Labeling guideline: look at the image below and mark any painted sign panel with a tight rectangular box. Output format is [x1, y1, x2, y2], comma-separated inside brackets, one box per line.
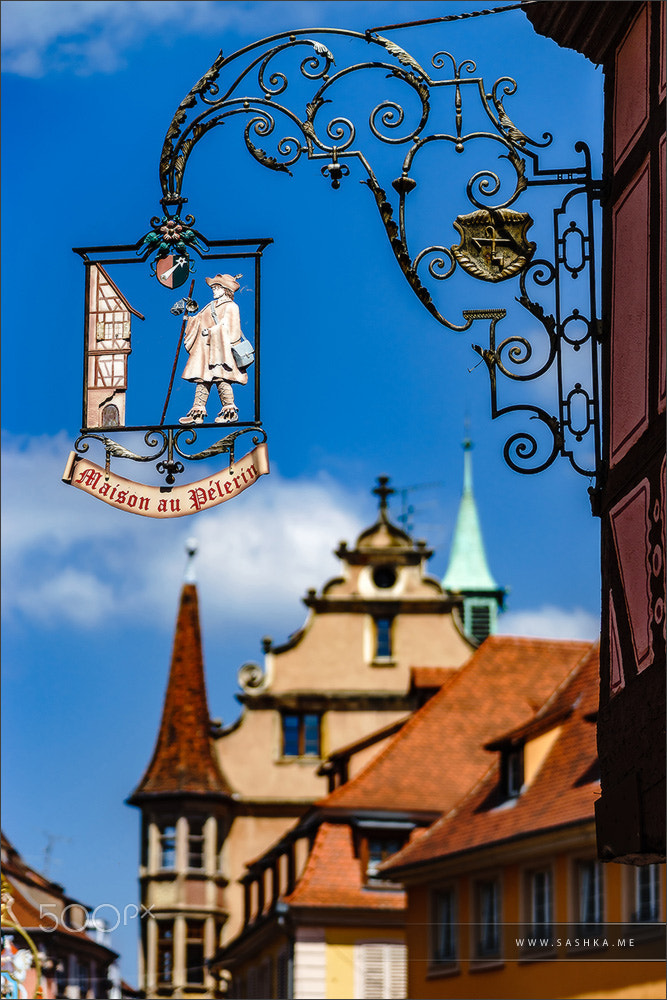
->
[63, 442, 269, 518]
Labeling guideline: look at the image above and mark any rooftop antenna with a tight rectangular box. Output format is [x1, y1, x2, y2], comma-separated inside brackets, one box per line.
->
[41, 831, 70, 878]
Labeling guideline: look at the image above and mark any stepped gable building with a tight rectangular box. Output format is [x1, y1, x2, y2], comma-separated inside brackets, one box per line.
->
[130, 475, 502, 997]
[441, 439, 506, 644]
[382, 643, 665, 1000]
[213, 635, 592, 999]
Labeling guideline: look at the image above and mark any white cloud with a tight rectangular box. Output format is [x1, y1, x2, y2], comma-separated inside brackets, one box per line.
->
[1, 431, 365, 633]
[1, 1, 401, 77]
[497, 605, 599, 641]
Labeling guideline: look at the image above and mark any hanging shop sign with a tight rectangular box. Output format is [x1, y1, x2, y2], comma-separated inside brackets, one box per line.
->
[63, 228, 272, 516]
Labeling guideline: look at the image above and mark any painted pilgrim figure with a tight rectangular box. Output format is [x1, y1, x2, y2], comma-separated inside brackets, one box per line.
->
[179, 273, 252, 424]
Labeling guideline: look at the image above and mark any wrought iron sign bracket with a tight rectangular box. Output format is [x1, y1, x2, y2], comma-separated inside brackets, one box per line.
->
[149, 26, 603, 491]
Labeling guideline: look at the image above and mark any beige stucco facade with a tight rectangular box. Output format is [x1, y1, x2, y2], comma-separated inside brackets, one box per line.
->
[213, 510, 473, 948]
[132, 498, 476, 997]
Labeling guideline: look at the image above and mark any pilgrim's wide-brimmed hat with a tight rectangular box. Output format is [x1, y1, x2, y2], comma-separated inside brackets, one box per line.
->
[206, 273, 241, 292]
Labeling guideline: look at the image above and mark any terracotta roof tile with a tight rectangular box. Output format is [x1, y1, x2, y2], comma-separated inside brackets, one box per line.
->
[384, 644, 600, 872]
[129, 584, 231, 801]
[410, 667, 457, 690]
[318, 637, 592, 816]
[283, 823, 404, 911]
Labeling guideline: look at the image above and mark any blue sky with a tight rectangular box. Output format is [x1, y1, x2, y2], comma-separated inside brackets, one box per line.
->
[1, 1, 604, 985]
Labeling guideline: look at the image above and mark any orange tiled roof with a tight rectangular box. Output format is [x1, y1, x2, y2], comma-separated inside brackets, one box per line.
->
[317, 637, 592, 816]
[129, 584, 231, 801]
[283, 823, 404, 911]
[410, 667, 457, 689]
[383, 643, 601, 872]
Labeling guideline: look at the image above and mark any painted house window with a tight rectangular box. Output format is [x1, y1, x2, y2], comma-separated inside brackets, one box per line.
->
[355, 942, 406, 1000]
[526, 869, 553, 937]
[156, 922, 174, 986]
[281, 712, 321, 757]
[432, 888, 457, 963]
[577, 860, 604, 925]
[475, 879, 501, 959]
[374, 616, 394, 659]
[188, 816, 205, 869]
[185, 919, 205, 986]
[158, 821, 176, 869]
[634, 865, 661, 921]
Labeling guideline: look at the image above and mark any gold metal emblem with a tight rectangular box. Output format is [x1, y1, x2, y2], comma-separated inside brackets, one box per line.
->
[451, 209, 536, 282]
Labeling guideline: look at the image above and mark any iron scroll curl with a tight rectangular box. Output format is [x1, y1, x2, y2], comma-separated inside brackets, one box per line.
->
[153, 26, 601, 484]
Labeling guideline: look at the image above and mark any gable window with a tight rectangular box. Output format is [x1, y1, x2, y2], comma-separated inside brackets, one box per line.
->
[432, 888, 457, 964]
[156, 922, 174, 986]
[374, 616, 394, 659]
[188, 817, 205, 869]
[576, 860, 604, 925]
[634, 865, 661, 922]
[526, 868, 553, 937]
[185, 919, 205, 986]
[474, 879, 501, 959]
[281, 712, 321, 757]
[158, 820, 176, 870]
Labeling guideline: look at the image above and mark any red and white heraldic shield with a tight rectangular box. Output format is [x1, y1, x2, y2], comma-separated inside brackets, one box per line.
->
[156, 253, 191, 289]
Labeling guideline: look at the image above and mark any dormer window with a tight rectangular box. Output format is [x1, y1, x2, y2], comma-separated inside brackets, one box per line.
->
[505, 747, 524, 798]
[355, 821, 413, 885]
[366, 836, 403, 882]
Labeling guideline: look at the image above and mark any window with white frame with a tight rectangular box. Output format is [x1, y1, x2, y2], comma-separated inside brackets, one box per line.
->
[432, 887, 457, 963]
[281, 711, 321, 757]
[474, 879, 501, 959]
[633, 865, 661, 922]
[355, 942, 406, 1000]
[373, 616, 394, 659]
[188, 816, 205, 869]
[185, 919, 205, 986]
[156, 922, 174, 986]
[526, 868, 553, 937]
[576, 859, 604, 925]
[158, 820, 176, 870]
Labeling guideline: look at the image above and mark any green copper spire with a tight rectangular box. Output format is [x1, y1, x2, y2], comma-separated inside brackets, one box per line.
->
[442, 439, 504, 644]
[443, 440, 498, 591]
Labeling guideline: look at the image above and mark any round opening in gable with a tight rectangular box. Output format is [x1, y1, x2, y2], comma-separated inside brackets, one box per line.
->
[373, 565, 397, 589]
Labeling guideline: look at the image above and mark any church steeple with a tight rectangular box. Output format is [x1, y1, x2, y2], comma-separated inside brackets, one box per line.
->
[442, 439, 506, 643]
[129, 561, 230, 802]
[127, 545, 233, 998]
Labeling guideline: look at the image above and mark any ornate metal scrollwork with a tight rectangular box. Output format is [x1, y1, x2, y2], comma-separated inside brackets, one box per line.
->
[74, 427, 268, 485]
[155, 27, 601, 483]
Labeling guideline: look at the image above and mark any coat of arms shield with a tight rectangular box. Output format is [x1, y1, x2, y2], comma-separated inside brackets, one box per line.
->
[451, 209, 536, 282]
